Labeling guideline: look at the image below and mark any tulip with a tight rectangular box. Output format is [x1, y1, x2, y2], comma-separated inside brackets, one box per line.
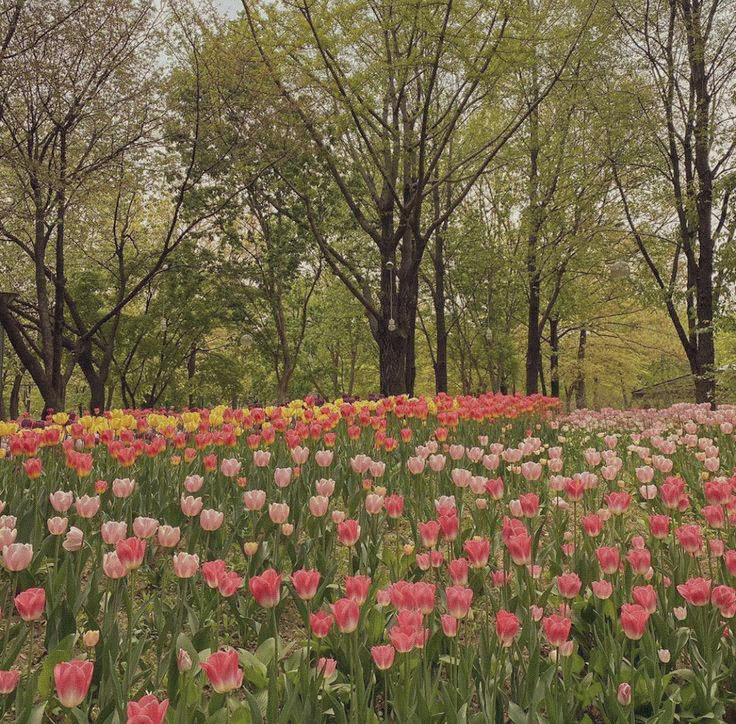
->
[331, 597, 360, 633]
[82, 630, 99, 648]
[617, 682, 632, 706]
[102, 552, 127, 579]
[183, 474, 204, 493]
[218, 570, 244, 598]
[543, 614, 572, 647]
[157, 525, 181, 548]
[309, 611, 334, 638]
[132, 517, 159, 539]
[200, 649, 244, 693]
[370, 644, 395, 670]
[556, 572, 582, 599]
[308, 495, 329, 517]
[268, 503, 290, 525]
[15, 587, 46, 621]
[290, 569, 321, 600]
[248, 568, 282, 608]
[463, 538, 490, 568]
[199, 509, 224, 532]
[112, 478, 135, 498]
[62, 526, 84, 552]
[620, 603, 649, 640]
[54, 660, 94, 708]
[75, 495, 100, 518]
[242, 489, 267, 511]
[632, 584, 657, 614]
[440, 614, 459, 637]
[47, 516, 68, 536]
[445, 586, 473, 619]
[448, 557, 469, 586]
[126, 694, 169, 724]
[2, 543, 32, 571]
[317, 657, 337, 677]
[0, 670, 20, 695]
[337, 519, 360, 546]
[201, 560, 226, 588]
[345, 574, 371, 605]
[115, 537, 146, 571]
[495, 610, 521, 647]
[677, 577, 711, 606]
[49, 490, 74, 512]
[172, 552, 199, 579]
[315, 478, 336, 497]
[180, 495, 203, 517]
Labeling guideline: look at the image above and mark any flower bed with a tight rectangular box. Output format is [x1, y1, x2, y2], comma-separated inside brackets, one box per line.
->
[1, 395, 736, 722]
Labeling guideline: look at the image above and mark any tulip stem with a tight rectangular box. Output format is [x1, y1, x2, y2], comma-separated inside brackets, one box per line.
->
[26, 621, 35, 680]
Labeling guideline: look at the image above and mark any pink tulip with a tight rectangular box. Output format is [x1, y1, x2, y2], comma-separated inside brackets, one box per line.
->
[2, 543, 33, 571]
[199, 509, 224, 532]
[133, 517, 159, 539]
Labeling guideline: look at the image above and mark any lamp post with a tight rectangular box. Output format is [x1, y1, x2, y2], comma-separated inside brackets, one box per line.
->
[0, 292, 19, 420]
[385, 261, 396, 332]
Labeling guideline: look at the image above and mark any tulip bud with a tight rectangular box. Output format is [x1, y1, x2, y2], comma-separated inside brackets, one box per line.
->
[82, 630, 100, 648]
[243, 541, 258, 556]
[617, 682, 632, 706]
[177, 648, 193, 673]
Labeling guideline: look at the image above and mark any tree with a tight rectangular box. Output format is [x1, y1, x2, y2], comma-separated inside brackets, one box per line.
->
[0, 0, 248, 413]
[608, 0, 736, 406]
[242, 0, 596, 396]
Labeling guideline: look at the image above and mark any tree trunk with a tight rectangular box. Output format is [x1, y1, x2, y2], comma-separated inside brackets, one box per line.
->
[187, 344, 196, 409]
[549, 316, 560, 398]
[10, 372, 22, 419]
[575, 328, 587, 409]
[526, 264, 541, 394]
[433, 226, 448, 394]
[379, 322, 407, 396]
[525, 99, 541, 396]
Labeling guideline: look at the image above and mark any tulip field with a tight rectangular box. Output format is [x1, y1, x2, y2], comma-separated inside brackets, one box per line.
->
[3, 394, 736, 722]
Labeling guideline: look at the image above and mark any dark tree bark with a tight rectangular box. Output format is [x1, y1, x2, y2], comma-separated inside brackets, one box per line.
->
[549, 315, 560, 398]
[575, 328, 587, 409]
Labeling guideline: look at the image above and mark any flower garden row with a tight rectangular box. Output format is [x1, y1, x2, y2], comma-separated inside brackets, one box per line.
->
[1, 394, 736, 722]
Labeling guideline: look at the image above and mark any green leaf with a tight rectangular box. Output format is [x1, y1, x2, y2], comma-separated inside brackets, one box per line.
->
[508, 702, 528, 724]
[37, 634, 75, 699]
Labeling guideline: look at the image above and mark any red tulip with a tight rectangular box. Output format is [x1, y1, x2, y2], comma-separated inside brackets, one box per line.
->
[463, 538, 490, 568]
[345, 575, 371, 605]
[200, 649, 243, 693]
[337, 519, 360, 547]
[370, 644, 395, 670]
[620, 603, 649, 640]
[126, 694, 169, 724]
[248, 569, 282, 608]
[0, 670, 20, 695]
[712, 585, 736, 617]
[445, 586, 473, 619]
[418, 521, 440, 548]
[581, 514, 603, 537]
[448, 558, 469, 585]
[331, 597, 360, 633]
[543, 614, 572, 647]
[201, 559, 226, 588]
[631, 585, 657, 614]
[506, 533, 532, 566]
[54, 660, 94, 708]
[115, 537, 146, 571]
[648, 514, 670, 540]
[440, 614, 459, 637]
[556, 573, 582, 599]
[290, 569, 321, 601]
[14, 587, 45, 621]
[495, 610, 521, 647]
[677, 577, 711, 606]
[309, 610, 334, 638]
[217, 570, 244, 598]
